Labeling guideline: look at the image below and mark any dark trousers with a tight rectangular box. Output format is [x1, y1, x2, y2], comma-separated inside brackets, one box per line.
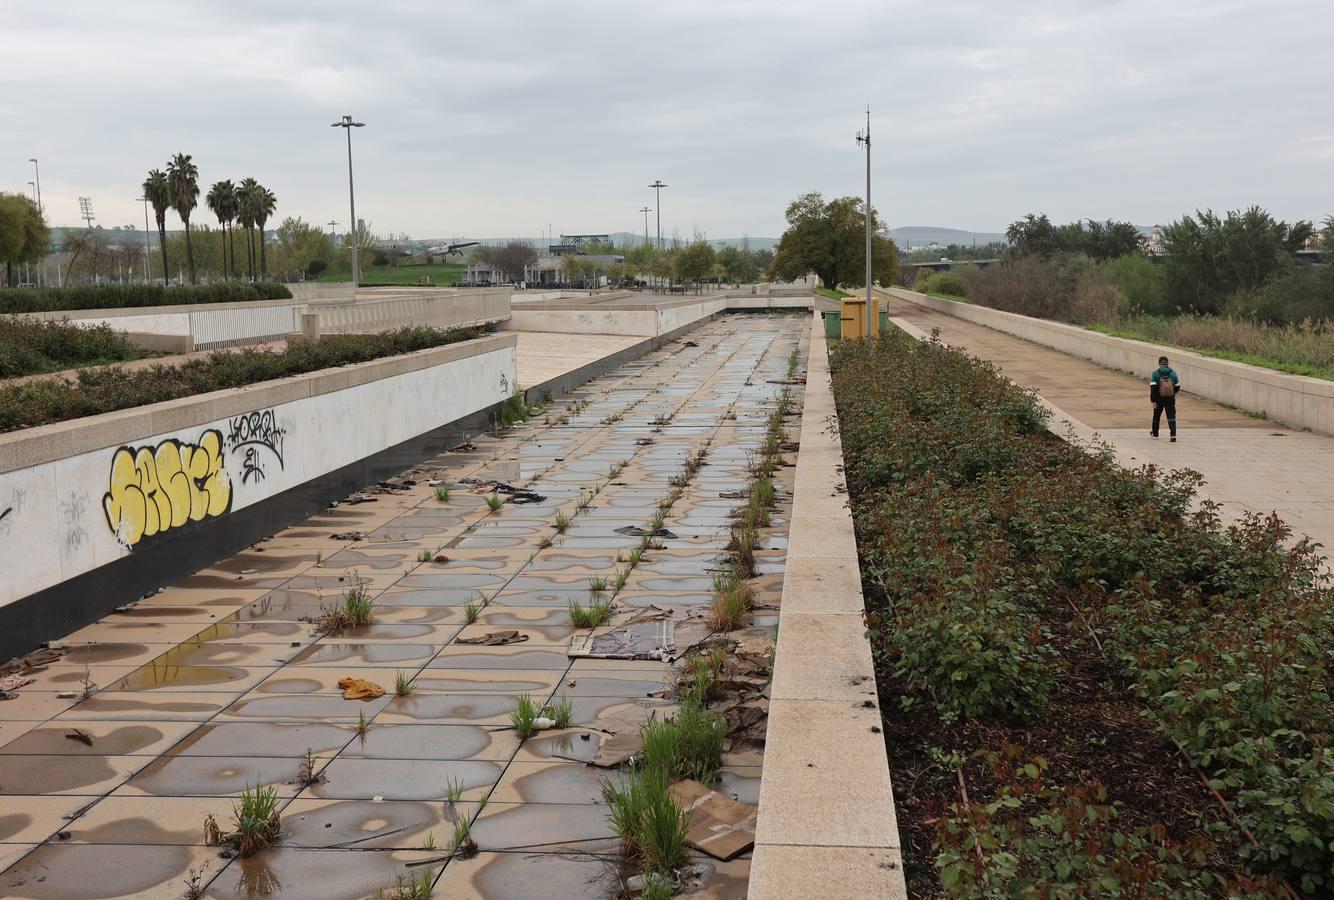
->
[1153, 397, 1177, 436]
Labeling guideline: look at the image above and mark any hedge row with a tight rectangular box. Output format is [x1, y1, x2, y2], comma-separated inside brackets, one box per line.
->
[832, 330, 1332, 894]
[1, 325, 486, 433]
[0, 318, 139, 378]
[0, 282, 293, 313]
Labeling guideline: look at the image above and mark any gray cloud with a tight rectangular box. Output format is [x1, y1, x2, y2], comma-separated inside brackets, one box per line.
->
[4, 0, 1328, 238]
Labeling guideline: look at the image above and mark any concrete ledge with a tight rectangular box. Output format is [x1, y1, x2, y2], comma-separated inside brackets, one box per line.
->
[883, 287, 1334, 436]
[749, 310, 906, 899]
[0, 332, 517, 474]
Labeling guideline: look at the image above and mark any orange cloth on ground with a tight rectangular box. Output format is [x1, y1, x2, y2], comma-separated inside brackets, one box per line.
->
[338, 677, 385, 700]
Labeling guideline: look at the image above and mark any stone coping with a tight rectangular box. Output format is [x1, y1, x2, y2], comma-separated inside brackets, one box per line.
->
[0, 332, 516, 474]
[748, 311, 906, 898]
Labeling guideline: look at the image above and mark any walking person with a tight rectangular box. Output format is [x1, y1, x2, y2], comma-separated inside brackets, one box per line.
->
[1150, 355, 1181, 442]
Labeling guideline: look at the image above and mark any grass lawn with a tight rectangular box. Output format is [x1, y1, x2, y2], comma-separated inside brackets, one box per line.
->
[314, 262, 467, 287]
[815, 286, 849, 300]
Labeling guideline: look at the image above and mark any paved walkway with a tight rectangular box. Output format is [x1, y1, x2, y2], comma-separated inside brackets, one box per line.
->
[0, 315, 806, 899]
[887, 296, 1334, 556]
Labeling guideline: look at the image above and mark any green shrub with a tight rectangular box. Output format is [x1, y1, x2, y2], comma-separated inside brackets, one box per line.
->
[0, 318, 139, 378]
[0, 325, 484, 433]
[922, 271, 969, 298]
[833, 328, 1334, 892]
[0, 282, 292, 313]
[1100, 253, 1168, 315]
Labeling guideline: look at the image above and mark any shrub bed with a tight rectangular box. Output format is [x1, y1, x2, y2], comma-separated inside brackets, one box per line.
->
[0, 325, 487, 433]
[0, 282, 292, 313]
[832, 329, 1332, 896]
[0, 318, 139, 378]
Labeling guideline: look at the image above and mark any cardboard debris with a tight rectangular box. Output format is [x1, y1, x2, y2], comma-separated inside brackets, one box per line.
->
[0, 674, 34, 692]
[576, 705, 676, 768]
[456, 630, 529, 646]
[569, 620, 674, 660]
[614, 525, 678, 539]
[330, 531, 367, 541]
[668, 779, 758, 860]
[65, 729, 94, 747]
[1, 647, 66, 676]
[337, 677, 385, 700]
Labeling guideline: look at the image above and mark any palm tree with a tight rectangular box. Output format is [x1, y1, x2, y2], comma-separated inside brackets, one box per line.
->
[142, 169, 171, 286]
[206, 180, 238, 279]
[255, 186, 277, 278]
[166, 153, 200, 284]
[237, 178, 261, 282]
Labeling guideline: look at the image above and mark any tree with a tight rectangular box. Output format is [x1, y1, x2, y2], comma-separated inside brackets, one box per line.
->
[255, 185, 277, 278]
[1159, 207, 1313, 314]
[674, 240, 717, 293]
[770, 192, 899, 289]
[491, 241, 537, 283]
[1006, 214, 1144, 261]
[236, 178, 262, 281]
[0, 193, 41, 286]
[268, 217, 336, 281]
[143, 169, 171, 285]
[206, 180, 238, 279]
[166, 153, 200, 284]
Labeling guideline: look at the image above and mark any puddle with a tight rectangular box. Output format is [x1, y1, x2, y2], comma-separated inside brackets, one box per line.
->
[169, 722, 352, 757]
[1, 844, 208, 899]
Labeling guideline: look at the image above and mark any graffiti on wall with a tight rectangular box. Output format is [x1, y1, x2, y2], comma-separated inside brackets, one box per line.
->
[103, 430, 233, 549]
[226, 409, 286, 484]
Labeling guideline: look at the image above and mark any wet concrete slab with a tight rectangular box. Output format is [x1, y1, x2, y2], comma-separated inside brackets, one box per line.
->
[0, 314, 809, 896]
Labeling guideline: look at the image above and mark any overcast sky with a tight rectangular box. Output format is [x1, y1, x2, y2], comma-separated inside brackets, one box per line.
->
[4, 0, 1329, 240]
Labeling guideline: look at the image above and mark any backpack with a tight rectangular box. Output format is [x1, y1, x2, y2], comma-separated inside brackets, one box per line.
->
[1158, 374, 1175, 398]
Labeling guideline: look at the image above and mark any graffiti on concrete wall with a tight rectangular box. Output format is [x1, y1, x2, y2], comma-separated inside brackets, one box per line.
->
[60, 492, 89, 555]
[226, 409, 286, 484]
[102, 430, 233, 549]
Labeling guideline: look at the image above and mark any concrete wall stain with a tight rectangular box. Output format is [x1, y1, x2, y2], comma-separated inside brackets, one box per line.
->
[103, 430, 233, 549]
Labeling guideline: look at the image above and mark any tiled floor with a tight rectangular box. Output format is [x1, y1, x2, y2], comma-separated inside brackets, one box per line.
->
[0, 314, 807, 899]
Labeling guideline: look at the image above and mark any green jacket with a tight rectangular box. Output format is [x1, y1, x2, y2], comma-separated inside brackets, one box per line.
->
[1149, 366, 1180, 400]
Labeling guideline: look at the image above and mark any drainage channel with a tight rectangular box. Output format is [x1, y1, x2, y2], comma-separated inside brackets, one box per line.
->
[0, 313, 808, 900]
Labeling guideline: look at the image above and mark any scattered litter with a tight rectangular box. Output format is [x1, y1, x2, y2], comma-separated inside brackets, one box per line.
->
[569, 619, 674, 661]
[718, 490, 750, 499]
[427, 479, 445, 487]
[574, 705, 672, 767]
[614, 525, 678, 539]
[330, 531, 367, 541]
[337, 677, 385, 700]
[449, 441, 476, 452]
[683, 341, 699, 347]
[432, 554, 449, 564]
[239, 569, 258, 575]
[342, 494, 377, 505]
[532, 716, 556, 730]
[669, 779, 758, 860]
[54, 831, 72, 841]
[458, 478, 547, 504]
[456, 630, 529, 646]
[64, 729, 94, 747]
[0, 692, 16, 701]
[56, 691, 78, 699]
[0, 674, 34, 692]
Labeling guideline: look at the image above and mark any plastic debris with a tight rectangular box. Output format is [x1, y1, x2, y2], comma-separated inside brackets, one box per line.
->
[532, 716, 556, 730]
[337, 677, 385, 700]
[614, 525, 678, 538]
[456, 630, 529, 646]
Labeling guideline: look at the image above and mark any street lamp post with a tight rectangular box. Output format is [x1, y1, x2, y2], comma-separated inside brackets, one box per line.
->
[648, 180, 667, 250]
[640, 206, 652, 248]
[330, 115, 366, 295]
[138, 196, 152, 282]
[856, 108, 873, 338]
[29, 159, 43, 285]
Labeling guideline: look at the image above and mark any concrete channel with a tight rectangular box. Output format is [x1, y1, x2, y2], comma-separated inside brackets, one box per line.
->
[0, 313, 808, 899]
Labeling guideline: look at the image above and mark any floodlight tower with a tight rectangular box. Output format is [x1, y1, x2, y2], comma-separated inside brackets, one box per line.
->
[79, 197, 95, 228]
[856, 108, 873, 338]
[640, 206, 652, 247]
[330, 115, 366, 293]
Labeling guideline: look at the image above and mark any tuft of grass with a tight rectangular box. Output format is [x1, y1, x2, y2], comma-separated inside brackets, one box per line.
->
[510, 694, 540, 738]
[587, 575, 609, 595]
[416, 549, 431, 563]
[444, 777, 465, 806]
[612, 566, 631, 593]
[394, 670, 414, 697]
[554, 511, 570, 533]
[229, 784, 282, 857]
[463, 599, 482, 624]
[568, 597, 612, 629]
[379, 868, 433, 900]
[602, 766, 691, 874]
[550, 695, 574, 729]
[641, 700, 726, 785]
[316, 583, 374, 634]
[708, 572, 753, 632]
[485, 493, 503, 511]
[434, 485, 450, 502]
[357, 708, 370, 736]
[641, 873, 673, 900]
[295, 747, 326, 787]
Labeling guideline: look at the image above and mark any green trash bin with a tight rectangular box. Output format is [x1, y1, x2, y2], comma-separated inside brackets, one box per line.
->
[879, 309, 890, 333]
[822, 310, 841, 339]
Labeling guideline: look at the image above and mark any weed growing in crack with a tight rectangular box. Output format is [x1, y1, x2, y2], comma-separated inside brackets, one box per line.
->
[641, 873, 673, 900]
[183, 863, 210, 900]
[554, 512, 570, 533]
[394, 671, 414, 697]
[510, 694, 540, 738]
[550, 695, 574, 729]
[416, 549, 432, 563]
[215, 784, 281, 857]
[463, 600, 481, 625]
[613, 567, 631, 593]
[379, 868, 433, 900]
[485, 493, 503, 511]
[450, 812, 478, 859]
[295, 747, 326, 787]
[568, 597, 612, 629]
[588, 575, 610, 595]
[434, 485, 450, 502]
[708, 571, 753, 632]
[602, 766, 691, 875]
[357, 708, 370, 736]
[444, 777, 465, 806]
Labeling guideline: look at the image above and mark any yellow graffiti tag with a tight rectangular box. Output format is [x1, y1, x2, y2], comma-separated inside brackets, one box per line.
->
[103, 430, 232, 548]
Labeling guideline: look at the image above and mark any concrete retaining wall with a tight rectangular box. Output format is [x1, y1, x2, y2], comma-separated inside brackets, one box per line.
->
[883, 287, 1334, 436]
[504, 294, 813, 337]
[16, 288, 510, 350]
[0, 333, 517, 611]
